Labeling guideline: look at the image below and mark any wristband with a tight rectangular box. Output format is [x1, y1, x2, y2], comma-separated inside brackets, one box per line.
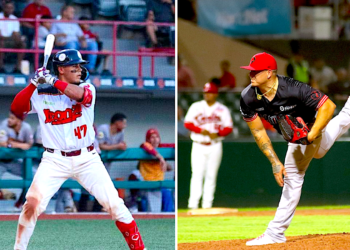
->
[53, 80, 69, 92]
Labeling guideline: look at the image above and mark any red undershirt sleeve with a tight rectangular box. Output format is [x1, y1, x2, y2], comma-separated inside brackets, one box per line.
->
[218, 127, 233, 137]
[184, 122, 202, 133]
[10, 84, 36, 119]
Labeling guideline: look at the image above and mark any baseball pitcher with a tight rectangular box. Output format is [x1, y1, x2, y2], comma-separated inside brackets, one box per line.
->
[240, 52, 350, 246]
[10, 49, 145, 250]
[184, 82, 233, 209]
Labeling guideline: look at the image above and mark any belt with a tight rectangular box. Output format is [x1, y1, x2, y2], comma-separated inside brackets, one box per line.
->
[200, 142, 212, 146]
[44, 144, 94, 157]
[194, 141, 212, 146]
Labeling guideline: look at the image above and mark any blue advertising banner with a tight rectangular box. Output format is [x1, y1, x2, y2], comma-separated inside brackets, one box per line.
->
[197, 0, 292, 36]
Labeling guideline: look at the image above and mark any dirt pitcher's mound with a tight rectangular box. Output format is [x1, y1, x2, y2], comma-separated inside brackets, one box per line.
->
[178, 233, 350, 250]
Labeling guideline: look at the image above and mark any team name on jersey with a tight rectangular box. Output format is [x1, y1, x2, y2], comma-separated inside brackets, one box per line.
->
[44, 104, 82, 125]
[195, 113, 221, 125]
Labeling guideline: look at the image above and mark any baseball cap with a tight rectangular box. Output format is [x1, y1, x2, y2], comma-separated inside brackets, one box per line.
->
[240, 52, 277, 71]
[203, 82, 218, 94]
[146, 128, 160, 143]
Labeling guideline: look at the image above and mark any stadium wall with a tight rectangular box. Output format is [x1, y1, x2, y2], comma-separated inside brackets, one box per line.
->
[178, 19, 288, 88]
[178, 141, 350, 208]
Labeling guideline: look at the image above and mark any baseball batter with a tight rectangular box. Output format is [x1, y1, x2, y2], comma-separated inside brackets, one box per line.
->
[10, 49, 145, 250]
[240, 52, 350, 246]
[184, 82, 233, 209]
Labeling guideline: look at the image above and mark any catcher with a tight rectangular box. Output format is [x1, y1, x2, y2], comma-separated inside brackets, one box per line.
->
[240, 52, 350, 246]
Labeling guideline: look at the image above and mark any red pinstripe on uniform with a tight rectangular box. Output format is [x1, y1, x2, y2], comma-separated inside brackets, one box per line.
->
[243, 113, 258, 122]
[316, 95, 329, 110]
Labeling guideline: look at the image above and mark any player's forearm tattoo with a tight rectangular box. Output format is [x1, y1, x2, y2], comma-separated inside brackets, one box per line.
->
[252, 129, 280, 168]
[272, 164, 282, 174]
[251, 129, 263, 142]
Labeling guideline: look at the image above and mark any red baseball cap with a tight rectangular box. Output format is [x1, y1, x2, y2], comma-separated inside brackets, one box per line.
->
[146, 128, 160, 143]
[240, 52, 277, 71]
[203, 82, 218, 94]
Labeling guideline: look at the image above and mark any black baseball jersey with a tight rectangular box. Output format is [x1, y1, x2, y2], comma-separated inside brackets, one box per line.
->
[240, 75, 328, 134]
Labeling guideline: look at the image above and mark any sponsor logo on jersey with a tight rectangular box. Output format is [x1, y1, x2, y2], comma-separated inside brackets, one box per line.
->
[280, 105, 296, 111]
[43, 100, 55, 106]
[44, 104, 82, 125]
[194, 113, 221, 125]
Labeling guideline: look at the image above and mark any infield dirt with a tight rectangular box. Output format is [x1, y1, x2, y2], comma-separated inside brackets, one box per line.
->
[178, 209, 350, 250]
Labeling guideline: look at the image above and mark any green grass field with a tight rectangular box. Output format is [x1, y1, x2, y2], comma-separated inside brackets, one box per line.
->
[0, 219, 175, 250]
[178, 206, 350, 243]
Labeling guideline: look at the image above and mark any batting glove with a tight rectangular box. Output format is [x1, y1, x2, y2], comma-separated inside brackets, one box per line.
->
[30, 67, 48, 87]
[43, 72, 58, 86]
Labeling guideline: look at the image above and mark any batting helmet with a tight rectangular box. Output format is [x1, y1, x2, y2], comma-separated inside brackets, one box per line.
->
[203, 82, 218, 94]
[52, 49, 89, 77]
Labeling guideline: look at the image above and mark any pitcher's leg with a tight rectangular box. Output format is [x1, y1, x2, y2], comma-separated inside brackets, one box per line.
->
[202, 143, 222, 208]
[14, 156, 68, 250]
[315, 97, 350, 159]
[265, 138, 321, 242]
[188, 143, 207, 209]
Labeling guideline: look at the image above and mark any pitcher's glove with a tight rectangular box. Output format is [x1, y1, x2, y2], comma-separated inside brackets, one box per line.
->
[277, 115, 312, 145]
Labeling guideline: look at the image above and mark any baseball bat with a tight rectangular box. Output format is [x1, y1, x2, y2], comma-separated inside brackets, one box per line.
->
[38, 34, 55, 84]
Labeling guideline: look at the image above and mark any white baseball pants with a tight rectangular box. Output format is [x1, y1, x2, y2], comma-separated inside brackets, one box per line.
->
[14, 148, 133, 250]
[266, 97, 350, 242]
[188, 141, 222, 209]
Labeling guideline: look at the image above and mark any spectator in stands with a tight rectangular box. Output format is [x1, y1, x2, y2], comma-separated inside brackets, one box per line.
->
[21, 0, 52, 48]
[97, 113, 128, 157]
[138, 128, 174, 212]
[219, 60, 236, 89]
[0, 111, 33, 210]
[37, 15, 66, 49]
[146, 0, 175, 48]
[55, 189, 77, 213]
[79, 16, 109, 75]
[51, 5, 87, 50]
[178, 54, 196, 89]
[37, 15, 51, 49]
[286, 40, 311, 85]
[126, 168, 147, 213]
[328, 67, 350, 101]
[0, 1, 26, 73]
[310, 58, 337, 93]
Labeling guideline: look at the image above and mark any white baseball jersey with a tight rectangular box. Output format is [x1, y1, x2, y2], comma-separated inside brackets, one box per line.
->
[29, 82, 96, 151]
[184, 100, 233, 143]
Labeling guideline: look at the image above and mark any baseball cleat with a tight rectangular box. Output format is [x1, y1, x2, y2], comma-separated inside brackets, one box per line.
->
[246, 233, 285, 246]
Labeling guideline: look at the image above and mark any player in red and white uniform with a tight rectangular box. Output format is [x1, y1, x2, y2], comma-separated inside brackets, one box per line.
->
[184, 82, 233, 209]
[11, 49, 145, 250]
